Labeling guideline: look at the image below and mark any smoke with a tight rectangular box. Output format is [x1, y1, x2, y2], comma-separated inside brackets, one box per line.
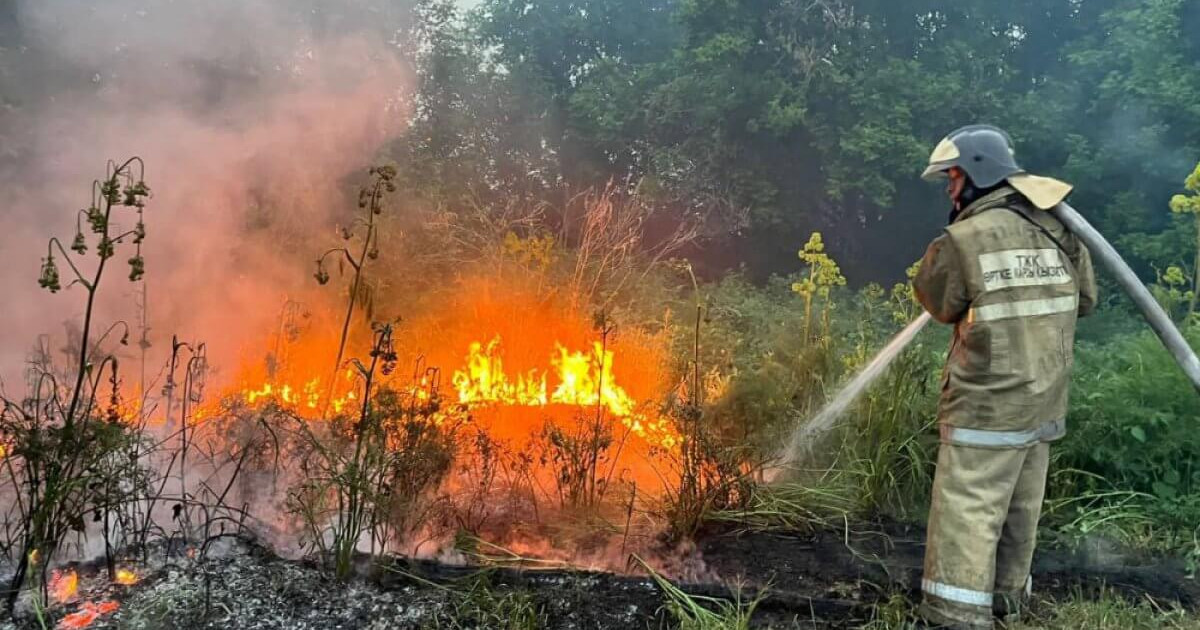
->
[1099, 104, 1196, 185]
[0, 0, 415, 392]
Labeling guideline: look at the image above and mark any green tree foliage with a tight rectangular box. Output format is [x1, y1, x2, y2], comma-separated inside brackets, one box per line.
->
[1064, 1, 1200, 275]
[390, 0, 1200, 283]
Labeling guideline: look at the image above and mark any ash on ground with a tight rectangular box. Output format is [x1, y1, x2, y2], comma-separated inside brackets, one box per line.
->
[1, 539, 662, 630]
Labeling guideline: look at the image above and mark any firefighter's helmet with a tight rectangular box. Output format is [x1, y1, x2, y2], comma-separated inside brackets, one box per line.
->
[921, 124, 1022, 188]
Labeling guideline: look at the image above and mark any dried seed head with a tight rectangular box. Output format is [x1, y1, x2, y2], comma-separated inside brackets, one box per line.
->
[87, 206, 106, 233]
[101, 178, 121, 204]
[38, 255, 62, 293]
[128, 254, 145, 281]
[314, 262, 330, 285]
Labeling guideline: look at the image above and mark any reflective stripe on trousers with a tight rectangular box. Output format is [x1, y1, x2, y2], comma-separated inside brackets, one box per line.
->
[922, 579, 993, 607]
[941, 418, 1064, 448]
[921, 575, 1033, 608]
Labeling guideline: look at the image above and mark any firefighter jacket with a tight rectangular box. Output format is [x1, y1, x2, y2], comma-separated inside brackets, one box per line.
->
[914, 186, 1098, 447]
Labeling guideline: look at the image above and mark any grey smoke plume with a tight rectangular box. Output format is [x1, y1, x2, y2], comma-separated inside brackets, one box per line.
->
[0, 0, 415, 392]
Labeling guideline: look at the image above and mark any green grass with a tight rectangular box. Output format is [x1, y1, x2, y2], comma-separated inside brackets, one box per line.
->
[1012, 592, 1200, 630]
[711, 468, 854, 532]
[427, 575, 547, 630]
[857, 588, 1200, 630]
[857, 592, 923, 629]
[636, 555, 764, 630]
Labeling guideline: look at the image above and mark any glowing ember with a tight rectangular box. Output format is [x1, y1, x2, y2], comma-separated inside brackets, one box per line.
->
[57, 601, 119, 629]
[114, 569, 138, 585]
[50, 569, 78, 603]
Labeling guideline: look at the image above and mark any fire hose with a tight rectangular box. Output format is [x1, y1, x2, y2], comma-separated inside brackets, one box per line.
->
[1050, 202, 1200, 394]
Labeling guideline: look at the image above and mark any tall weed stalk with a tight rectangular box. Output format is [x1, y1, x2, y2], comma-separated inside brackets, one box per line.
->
[0, 159, 151, 611]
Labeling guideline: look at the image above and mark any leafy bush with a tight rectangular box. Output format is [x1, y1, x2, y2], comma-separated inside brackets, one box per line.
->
[695, 253, 942, 525]
[1055, 322, 1200, 531]
[688, 274, 839, 458]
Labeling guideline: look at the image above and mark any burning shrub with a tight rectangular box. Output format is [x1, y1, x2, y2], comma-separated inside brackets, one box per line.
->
[657, 306, 759, 543]
[538, 410, 616, 509]
[660, 398, 757, 543]
[448, 429, 507, 535]
[375, 388, 460, 542]
[287, 324, 460, 578]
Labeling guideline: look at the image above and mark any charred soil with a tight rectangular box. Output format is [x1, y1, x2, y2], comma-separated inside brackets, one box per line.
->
[6, 523, 1196, 630]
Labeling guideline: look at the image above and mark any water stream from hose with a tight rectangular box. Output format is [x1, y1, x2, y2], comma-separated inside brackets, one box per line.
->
[773, 312, 933, 474]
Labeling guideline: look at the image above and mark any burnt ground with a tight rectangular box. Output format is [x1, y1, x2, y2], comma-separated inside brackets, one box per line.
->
[4, 524, 1197, 629]
[697, 522, 1200, 626]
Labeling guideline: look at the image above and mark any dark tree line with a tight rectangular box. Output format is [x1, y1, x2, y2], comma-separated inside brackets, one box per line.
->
[390, 0, 1200, 283]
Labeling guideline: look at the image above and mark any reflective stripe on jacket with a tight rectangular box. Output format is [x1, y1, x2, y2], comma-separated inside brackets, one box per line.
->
[914, 187, 1098, 438]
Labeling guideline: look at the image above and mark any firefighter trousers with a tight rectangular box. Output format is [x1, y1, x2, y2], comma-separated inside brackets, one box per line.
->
[920, 440, 1049, 629]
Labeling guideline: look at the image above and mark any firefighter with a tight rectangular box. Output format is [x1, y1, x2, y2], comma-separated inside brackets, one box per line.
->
[912, 125, 1098, 629]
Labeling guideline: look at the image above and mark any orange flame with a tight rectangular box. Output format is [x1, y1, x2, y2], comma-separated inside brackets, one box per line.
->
[192, 280, 680, 457]
[238, 371, 359, 415]
[114, 569, 138, 585]
[50, 569, 78, 603]
[57, 601, 119, 629]
[452, 338, 548, 407]
[452, 337, 635, 413]
[192, 368, 361, 423]
[451, 336, 677, 448]
[550, 342, 635, 416]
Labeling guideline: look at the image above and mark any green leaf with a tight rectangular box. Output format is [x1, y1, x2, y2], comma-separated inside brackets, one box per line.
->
[1152, 481, 1177, 500]
[1165, 468, 1182, 485]
[1130, 426, 1147, 443]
